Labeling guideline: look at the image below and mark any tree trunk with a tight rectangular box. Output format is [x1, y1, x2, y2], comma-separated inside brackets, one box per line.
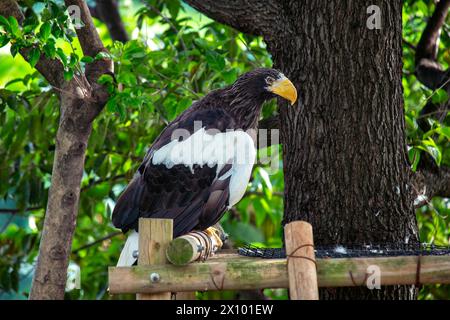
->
[185, 0, 420, 300]
[27, 0, 112, 299]
[267, 0, 418, 299]
[29, 85, 93, 299]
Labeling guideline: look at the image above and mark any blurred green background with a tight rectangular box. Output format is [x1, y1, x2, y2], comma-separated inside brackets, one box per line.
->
[0, 0, 449, 300]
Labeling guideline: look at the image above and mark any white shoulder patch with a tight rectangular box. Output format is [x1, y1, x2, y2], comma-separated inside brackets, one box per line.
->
[151, 128, 256, 206]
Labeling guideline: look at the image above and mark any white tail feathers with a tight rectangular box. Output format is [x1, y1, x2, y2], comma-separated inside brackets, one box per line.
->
[117, 230, 139, 267]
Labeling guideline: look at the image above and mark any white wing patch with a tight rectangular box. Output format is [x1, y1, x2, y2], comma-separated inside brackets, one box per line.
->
[152, 128, 256, 207]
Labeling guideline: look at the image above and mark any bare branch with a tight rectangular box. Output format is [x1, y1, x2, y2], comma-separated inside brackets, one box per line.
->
[415, 0, 450, 90]
[92, 0, 129, 43]
[183, 0, 278, 36]
[72, 231, 122, 253]
[64, 0, 113, 112]
[0, 207, 42, 214]
[403, 38, 416, 51]
[0, 0, 65, 87]
[80, 174, 126, 192]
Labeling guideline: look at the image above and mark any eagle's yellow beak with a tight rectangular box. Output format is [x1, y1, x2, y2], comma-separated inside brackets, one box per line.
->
[268, 76, 297, 105]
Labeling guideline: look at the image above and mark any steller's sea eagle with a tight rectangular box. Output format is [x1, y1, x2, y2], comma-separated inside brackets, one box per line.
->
[112, 68, 297, 266]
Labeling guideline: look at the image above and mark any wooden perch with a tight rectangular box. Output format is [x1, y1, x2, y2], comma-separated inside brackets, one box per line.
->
[166, 226, 225, 266]
[109, 253, 450, 294]
[285, 221, 318, 300]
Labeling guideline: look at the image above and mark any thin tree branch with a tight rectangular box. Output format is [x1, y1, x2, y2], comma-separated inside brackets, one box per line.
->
[145, 3, 187, 52]
[0, 207, 42, 214]
[0, 0, 65, 88]
[0, 174, 127, 215]
[415, 0, 450, 90]
[80, 174, 126, 192]
[72, 231, 122, 253]
[183, 0, 278, 36]
[64, 0, 113, 114]
[403, 38, 416, 51]
[92, 0, 129, 43]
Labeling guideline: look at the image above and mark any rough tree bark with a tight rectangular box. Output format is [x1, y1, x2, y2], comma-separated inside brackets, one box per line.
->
[0, 0, 112, 299]
[274, 0, 417, 300]
[183, 0, 448, 299]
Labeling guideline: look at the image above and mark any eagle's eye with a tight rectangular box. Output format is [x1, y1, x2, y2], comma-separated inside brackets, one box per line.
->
[265, 76, 276, 86]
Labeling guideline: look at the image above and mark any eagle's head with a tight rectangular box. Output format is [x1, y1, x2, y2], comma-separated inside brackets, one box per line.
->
[232, 68, 298, 106]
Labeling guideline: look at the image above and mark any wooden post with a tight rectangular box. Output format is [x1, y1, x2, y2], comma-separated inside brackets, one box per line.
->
[285, 221, 319, 300]
[137, 218, 173, 300]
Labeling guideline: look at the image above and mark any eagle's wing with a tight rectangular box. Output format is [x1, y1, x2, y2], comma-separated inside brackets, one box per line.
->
[112, 108, 256, 240]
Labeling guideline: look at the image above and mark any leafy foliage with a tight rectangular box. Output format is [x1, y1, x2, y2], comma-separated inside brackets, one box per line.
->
[0, 0, 448, 300]
[403, 0, 450, 300]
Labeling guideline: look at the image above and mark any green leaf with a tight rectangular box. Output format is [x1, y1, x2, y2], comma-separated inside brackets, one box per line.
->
[117, 72, 137, 86]
[205, 51, 226, 72]
[56, 48, 67, 65]
[0, 15, 11, 32]
[43, 43, 56, 59]
[106, 97, 126, 120]
[431, 89, 449, 104]
[193, 38, 209, 49]
[69, 54, 78, 67]
[166, 0, 181, 19]
[253, 199, 268, 227]
[28, 47, 40, 68]
[81, 56, 94, 63]
[97, 74, 114, 85]
[105, 97, 117, 113]
[417, 138, 442, 165]
[408, 148, 421, 172]
[95, 51, 112, 60]
[437, 126, 450, 140]
[0, 34, 9, 48]
[177, 97, 192, 114]
[222, 68, 238, 84]
[41, 8, 52, 21]
[85, 182, 110, 198]
[39, 22, 52, 41]
[51, 22, 63, 38]
[10, 43, 19, 57]
[8, 16, 20, 37]
[64, 68, 74, 81]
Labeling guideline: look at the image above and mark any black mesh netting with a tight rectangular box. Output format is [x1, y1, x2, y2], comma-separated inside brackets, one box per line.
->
[238, 243, 450, 259]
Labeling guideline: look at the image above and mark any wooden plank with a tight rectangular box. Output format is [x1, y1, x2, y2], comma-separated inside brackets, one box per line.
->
[285, 221, 318, 300]
[136, 218, 173, 300]
[109, 254, 450, 294]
